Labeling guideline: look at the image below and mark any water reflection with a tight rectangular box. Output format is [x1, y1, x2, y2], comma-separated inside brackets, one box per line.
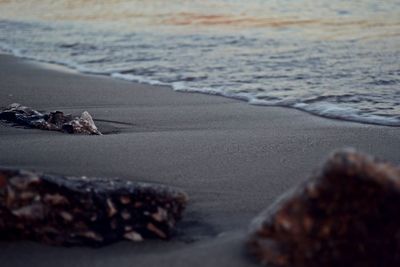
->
[0, 0, 399, 39]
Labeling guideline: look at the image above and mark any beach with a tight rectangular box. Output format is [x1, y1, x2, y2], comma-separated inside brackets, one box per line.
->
[0, 54, 399, 267]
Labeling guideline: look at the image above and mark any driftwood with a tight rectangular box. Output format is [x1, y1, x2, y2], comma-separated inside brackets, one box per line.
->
[247, 149, 400, 267]
[0, 103, 101, 135]
[0, 168, 188, 246]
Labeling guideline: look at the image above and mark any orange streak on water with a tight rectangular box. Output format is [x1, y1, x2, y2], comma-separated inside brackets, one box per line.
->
[164, 13, 320, 28]
[162, 12, 400, 34]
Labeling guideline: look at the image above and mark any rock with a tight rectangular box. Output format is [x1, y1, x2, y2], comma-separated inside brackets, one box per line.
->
[61, 111, 101, 135]
[246, 149, 400, 267]
[0, 103, 101, 135]
[0, 168, 188, 246]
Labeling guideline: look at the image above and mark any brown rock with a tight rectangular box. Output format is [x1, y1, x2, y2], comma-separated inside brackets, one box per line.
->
[0, 103, 101, 135]
[0, 168, 188, 246]
[247, 149, 400, 267]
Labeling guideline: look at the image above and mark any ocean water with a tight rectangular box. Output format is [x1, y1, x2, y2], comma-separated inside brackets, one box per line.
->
[0, 0, 399, 126]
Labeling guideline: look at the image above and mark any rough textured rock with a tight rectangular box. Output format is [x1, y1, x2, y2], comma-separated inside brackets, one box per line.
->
[247, 149, 400, 267]
[0, 168, 188, 246]
[0, 103, 101, 135]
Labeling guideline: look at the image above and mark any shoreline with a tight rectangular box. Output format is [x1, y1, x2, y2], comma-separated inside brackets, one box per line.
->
[0, 54, 399, 267]
[1, 51, 399, 128]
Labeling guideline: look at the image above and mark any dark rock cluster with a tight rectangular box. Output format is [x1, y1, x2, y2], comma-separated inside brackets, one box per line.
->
[0, 103, 101, 135]
[247, 150, 400, 267]
[0, 168, 188, 246]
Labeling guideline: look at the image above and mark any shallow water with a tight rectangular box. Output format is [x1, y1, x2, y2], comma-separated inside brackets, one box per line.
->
[0, 0, 399, 126]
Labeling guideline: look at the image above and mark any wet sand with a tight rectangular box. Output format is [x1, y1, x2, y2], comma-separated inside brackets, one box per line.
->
[0, 54, 399, 267]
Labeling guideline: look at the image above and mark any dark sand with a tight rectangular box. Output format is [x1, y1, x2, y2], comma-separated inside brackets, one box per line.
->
[0, 54, 399, 266]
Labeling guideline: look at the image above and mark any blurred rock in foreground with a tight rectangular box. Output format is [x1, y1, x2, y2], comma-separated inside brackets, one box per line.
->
[0, 103, 101, 135]
[247, 149, 400, 267]
[0, 168, 188, 246]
